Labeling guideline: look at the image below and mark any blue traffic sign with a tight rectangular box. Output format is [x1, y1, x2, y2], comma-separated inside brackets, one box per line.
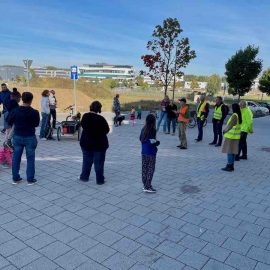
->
[70, 65, 78, 80]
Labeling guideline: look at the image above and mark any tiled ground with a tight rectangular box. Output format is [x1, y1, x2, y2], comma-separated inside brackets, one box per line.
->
[0, 114, 270, 270]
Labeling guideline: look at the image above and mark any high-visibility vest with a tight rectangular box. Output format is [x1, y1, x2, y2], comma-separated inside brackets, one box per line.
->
[241, 107, 253, 133]
[178, 105, 189, 123]
[224, 113, 241, 140]
[213, 104, 223, 120]
[197, 101, 207, 118]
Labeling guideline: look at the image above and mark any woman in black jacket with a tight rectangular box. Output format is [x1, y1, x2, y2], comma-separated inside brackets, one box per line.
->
[79, 101, 110, 185]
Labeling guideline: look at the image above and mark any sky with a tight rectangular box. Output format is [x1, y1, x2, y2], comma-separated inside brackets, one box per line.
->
[0, 0, 269, 75]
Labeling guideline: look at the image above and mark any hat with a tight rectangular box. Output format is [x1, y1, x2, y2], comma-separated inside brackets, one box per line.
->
[179, 98, 186, 103]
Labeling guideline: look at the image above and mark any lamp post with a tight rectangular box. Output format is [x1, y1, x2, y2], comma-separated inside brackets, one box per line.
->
[23, 59, 33, 89]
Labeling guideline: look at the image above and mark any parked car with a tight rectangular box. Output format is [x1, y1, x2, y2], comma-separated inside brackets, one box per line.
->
[257, 101, 270, 112]
[247, 101, 269, 116]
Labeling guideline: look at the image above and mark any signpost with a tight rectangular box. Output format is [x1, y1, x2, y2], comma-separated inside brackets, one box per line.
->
[70, 66, 78, 114]
[23, 59, 33, 89]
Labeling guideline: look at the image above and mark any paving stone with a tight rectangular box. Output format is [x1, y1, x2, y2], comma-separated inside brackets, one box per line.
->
[200, 230, 227, 246]
[103, 252, 136, 270]
[129, 263, 150, 270]
[202, 259, 235, 270]
[179, 235, 207, 252]
[26, 233, 56, 250]
[0, 230, 14, 244]
[222, 237, 251, 256]
[226, 252, 257, 270]
[84, 243, 116, 263]
[7, 247, 41, 268]
[220, 225, 246, 240]
[125, 214, 150, 227]
[39, 241, 71, 260]
[141, 220, 168, 234]
[247, 246, 270, 265]
[103, 218, 128, 232]
[238, 221, 263, 235]
[201, 243, 231, 262]
[151, 255, 185, 270]
[162, 216, 186, 229]
[137, 232, 165, 249]
[242, 232, 269, 249]
[1, 219, 29, 233]
[178, 248, 209, 269]
[75, 259, 108, 270]
[255, 262, 270, 270]
[79, 223, 106, 237]
[0, 255, 10, 269]
[94, 229, 123, 246]
[21, 256, 58, 270]
[155, 240, 185, 258]
[181, 223, 206, 237]
[69, 235, 98, 253]
[55, 249, 88, 270]
[130, 246, 162, 267]
[159, 227, 186, 243]
[111, 237, 141, 256]
[0, 238, 26, 257]
[200, 219, 224, 232]
[40, 221, 67, 235]
[119, 224, 146, 240]
[53, 227, 82, 244]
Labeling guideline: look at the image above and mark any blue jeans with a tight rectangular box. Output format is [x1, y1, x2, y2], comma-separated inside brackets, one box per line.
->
[80, 148, 106, 184]
[227, 154, 235, 165]
[197, 118, 204, 141]
[40, 113, 48, 138]
[157, 111, 167, 132]
[167, 118, 176, 133]
[12, 135, 37, 182]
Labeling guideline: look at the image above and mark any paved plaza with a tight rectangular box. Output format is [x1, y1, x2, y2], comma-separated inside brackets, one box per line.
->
[0, 115, 270, 270]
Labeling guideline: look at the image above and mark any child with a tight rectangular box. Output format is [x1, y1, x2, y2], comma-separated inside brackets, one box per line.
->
[130, 106, 136, 126]
[0, 145, 12, 169]
[137, 105, 142, 119]
[5, 88, 21, 148]
[140, 114, 160, 193]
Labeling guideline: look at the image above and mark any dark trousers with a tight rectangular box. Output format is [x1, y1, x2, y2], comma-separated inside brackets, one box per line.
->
[114, 111, 120, 126]
[238, 132, 248, 157]
[49, 109, 56, 128]
[80, 148, 106, 184]
[142, 154, 156, 189]
[212, 120, 223, 145]
[12, 135, 37, 182]
[197, 118, 204, 141]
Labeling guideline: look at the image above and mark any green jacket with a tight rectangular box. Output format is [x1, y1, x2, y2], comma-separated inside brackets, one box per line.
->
[241, 107, 253, 133]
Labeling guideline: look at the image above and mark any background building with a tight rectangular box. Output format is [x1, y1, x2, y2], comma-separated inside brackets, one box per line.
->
[30, 67, 69, 78]
[0, 65, 24, 81]
[78, 63, 135, 80]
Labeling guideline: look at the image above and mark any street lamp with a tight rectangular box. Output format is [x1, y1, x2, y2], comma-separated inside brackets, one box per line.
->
[23, 59, 33, 89]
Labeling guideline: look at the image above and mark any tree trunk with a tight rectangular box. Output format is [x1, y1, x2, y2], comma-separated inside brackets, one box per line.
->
[261, 93, 264, 101]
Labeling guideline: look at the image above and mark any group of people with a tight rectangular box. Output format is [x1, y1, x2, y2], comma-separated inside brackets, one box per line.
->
[0, 84, 254, 192]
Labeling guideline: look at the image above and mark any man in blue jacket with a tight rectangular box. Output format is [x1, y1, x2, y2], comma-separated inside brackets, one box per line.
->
[0, 83, 12, 133]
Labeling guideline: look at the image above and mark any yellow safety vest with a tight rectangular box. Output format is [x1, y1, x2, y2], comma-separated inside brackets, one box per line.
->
[213, 104, 223, 120]
[197, 101, 207, 118]
[224, 113, 241, 140]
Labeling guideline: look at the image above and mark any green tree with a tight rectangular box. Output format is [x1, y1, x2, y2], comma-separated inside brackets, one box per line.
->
[141, 17, 196, 96]
[259, 69, 270, 96]
[45, 66, 58, 70]
[225, 45, 262, 100]
[191, 80, 199, 90]
[102, 78, 117, 89]
[206, 74, 221, 95]
[29, 68, 37, 79]
[175, 81, 184, 89]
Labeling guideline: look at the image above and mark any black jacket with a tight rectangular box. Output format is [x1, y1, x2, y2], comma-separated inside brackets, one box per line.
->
[80, 112, 110, 151]
[166, 104, 177, 119]
[212, 103, 227, 123]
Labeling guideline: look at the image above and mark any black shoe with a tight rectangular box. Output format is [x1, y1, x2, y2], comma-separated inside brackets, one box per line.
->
[209, 142, 216, 145]
[143, 187, 156, 193]
[239, 156, 247, 160]
[195, 139, 202, 142]
[222, 164, 234, 172]
[97, 181, 105, 185]
[180, 146, 187, 149]
[215, 144, 222, 147]
[235, 156, 240, 161]
[177, 145, 181, 148]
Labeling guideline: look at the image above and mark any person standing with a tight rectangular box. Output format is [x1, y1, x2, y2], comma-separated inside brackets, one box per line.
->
[0, 83, 11, 134]
[8, 92, 40, 184]
[221, 103, 242, 172]
[113, 94, 121, 126]
[166, 101, 177, 135]
[157, 95, 170, 133]
[235, 101, 253, 161]
[49, 90, 57, 129]
[195, 94, 209, 142]
[209, 96, 227, 147]
[79, 101, 109, 185]
[39, 90, 50, 140]
[140, 114, 160, 193]
[177, 98, 190, 149]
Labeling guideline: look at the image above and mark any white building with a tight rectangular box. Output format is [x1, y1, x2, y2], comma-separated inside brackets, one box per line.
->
[143, 75, 155, 85]
[184, 81, 208, 89]
[30, 67, 69, 78]
[78, 64, 135, 80]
